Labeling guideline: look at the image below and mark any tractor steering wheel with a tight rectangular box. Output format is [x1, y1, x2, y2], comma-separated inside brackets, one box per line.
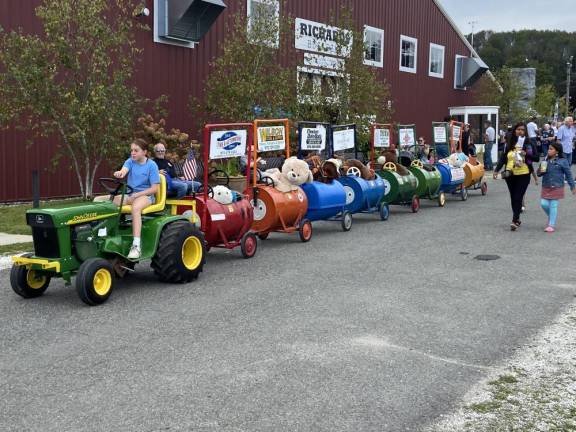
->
[346, 166, 362, 177]
[411, 160, 424, 169]
[196, 184, 214, 198]
[98, 177, 134, 196]
[383, 162, 397, 172]
[208, 169, 230, 186]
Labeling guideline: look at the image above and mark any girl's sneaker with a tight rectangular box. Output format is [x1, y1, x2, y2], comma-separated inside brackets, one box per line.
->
[544, 226, 555, 233]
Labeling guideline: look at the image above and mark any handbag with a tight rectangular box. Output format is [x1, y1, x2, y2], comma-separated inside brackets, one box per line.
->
[501, 169, 513, 179]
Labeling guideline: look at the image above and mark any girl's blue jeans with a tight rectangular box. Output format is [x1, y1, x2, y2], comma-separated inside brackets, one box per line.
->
[541, 199, 559, 227]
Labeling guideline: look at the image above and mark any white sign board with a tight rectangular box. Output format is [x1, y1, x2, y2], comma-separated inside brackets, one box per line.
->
[333, 128, 355, 152]
[452, 125, 462, 142]
[209, 130, 247, 160]
[399, 128, 415, 147]
[304, 53, 344, 70]
[295, 18, 352, 57]
[433, 126, 447, 143]
[450, 167, 465, 181]
[257, 126, 286, 152]
[301, 126, 327, 151]
[374, 128, 391, 148]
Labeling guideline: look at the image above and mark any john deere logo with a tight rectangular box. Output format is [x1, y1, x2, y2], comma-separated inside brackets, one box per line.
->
[217, 132, 241, 151]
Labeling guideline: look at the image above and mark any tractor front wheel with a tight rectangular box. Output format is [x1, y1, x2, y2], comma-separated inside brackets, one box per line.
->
[10, 255, 51, 299]
[76, 258, 114, 306]
[151, 220, 206, 283]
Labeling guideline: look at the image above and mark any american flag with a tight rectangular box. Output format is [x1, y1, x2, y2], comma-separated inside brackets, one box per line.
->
[183, 148, 198, 181]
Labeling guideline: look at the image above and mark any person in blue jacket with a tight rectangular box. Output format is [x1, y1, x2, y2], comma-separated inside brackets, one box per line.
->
[537, 142, 576, 233]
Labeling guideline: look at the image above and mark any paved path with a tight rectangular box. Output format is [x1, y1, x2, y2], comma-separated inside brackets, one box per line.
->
[1, 177, 575, 432]
[0, 233, 32, 246]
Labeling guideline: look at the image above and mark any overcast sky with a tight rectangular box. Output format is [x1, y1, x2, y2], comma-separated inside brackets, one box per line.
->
[437, 0, 575, 34]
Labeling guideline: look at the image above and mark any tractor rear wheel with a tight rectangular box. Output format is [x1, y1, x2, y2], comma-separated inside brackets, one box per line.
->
[10, 254, 51, 299]
[76, 258, 114, 306]
[151, 220, 205, 283]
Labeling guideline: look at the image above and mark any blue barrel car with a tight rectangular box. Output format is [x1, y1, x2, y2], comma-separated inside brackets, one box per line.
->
[301, 181, 352, 231]
[336, 174, 389, 221]
[436, 163, 468, 201]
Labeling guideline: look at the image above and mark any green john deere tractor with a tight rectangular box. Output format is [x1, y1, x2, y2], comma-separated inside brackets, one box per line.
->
[10, 176, 206, 305]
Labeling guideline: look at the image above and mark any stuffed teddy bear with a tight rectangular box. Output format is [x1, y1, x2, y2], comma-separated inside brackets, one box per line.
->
[342, 159, 375, 180]
[212, 185, 233, 205]
[263, 156, 313, 192]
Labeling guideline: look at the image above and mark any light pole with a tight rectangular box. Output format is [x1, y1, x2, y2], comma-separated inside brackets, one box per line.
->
[567, 55, 573, 114]
[468, 20, 478, 52]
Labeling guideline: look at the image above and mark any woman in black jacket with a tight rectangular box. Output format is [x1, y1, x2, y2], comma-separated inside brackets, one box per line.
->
[493, 122, 534, 230]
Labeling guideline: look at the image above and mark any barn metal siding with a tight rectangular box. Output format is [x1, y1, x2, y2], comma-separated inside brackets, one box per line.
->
[0, 0, 478, 202]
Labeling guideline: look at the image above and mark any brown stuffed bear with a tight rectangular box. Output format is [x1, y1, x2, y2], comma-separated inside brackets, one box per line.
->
[320, 158, 342, 182]
[342, 159, 375, 180]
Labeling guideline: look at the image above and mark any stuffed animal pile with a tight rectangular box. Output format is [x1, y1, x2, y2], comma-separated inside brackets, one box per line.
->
[439, 152, 469, 168]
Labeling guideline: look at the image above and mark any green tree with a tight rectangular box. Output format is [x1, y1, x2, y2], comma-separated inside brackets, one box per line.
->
[473, 67, 528, 125]
[294, 8, 392, 152]
[191, 1, 295, 126]
[0, 0, 146, 199]
[532, 84, 557, 118]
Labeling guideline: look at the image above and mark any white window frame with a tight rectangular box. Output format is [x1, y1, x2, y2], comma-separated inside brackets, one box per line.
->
[399, 35, 418, 74]
[247, 0, 280, 48]
[153, 0, 196, 49]
[428, 43, 445, 78]
[363, 26, 384, 68]
[454, 54, 467, 90]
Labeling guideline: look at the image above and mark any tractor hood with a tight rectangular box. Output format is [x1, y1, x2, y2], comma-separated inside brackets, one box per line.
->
[26, 202, 119, 228]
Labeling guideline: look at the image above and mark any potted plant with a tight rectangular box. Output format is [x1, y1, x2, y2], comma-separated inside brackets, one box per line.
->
[209, 157, 247, 191]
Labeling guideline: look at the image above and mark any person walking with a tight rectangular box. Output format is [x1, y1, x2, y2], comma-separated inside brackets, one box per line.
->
[483, 121, 496, 170]
[540, 123, 555, 156]
[526, 116, 539, 159]
[493, 123, 532, 231]
[556, 116, 575, 165]
[537, 142, 576, 232]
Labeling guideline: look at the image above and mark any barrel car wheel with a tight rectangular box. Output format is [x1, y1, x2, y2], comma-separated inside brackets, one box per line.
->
[298, 219, 313, 243]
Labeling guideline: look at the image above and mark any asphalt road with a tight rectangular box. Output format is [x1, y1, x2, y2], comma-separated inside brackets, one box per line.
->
[1, 177, 575, 432]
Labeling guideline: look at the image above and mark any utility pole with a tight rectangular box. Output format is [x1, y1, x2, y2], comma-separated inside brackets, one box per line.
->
[567, 55, 573, 114]
[468, 20, 478, 52]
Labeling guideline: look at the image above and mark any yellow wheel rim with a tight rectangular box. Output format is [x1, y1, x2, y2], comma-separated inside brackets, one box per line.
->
[26, 270, 46, 289]
[93, 268, 112, 296]
[182, 236, 202, 270]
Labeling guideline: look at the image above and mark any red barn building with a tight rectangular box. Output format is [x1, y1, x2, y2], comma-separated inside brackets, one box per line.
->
[0, 0, 491, 202]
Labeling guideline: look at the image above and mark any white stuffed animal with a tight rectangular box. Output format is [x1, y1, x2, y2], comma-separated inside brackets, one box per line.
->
[377, 155, 387, 165]
[212, 185, 233, 205]
[263, 156, 313, 192]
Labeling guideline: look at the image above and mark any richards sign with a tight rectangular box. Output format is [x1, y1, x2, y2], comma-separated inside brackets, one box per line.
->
[295, 18, 352, 57]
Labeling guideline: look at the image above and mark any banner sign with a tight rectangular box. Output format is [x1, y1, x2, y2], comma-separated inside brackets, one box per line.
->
[257, 126, 286, 152]
[373, 128, 391, 148]
[295, 18, 352, 57]
[332, 128, 355, 152]
[209, 130, 247, 160]
[398, 127, 416, 147]
[300, 126, 327, 151]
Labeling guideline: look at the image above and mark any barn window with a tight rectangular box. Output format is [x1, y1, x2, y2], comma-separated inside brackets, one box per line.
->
[247, 0, 279, 48]
[399, 35, 417, 73]
[429, 43, 445, 78]
[363, 26, 384, 67]
[297, 66, 344, 104]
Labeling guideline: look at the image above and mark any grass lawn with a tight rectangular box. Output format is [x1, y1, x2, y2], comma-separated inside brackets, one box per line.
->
[0, 198, 86, 235]
[0, 242, 34, 256]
